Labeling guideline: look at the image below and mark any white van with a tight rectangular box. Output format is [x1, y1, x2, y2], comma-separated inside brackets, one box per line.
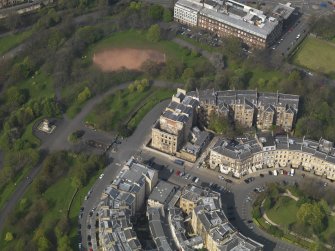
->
[290, 168, 295, 176]
[273, 170, 278, 176]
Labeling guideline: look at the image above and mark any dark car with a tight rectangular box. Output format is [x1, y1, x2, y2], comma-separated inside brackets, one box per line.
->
[228, 217, 236, 221]
[87, 235, 91, 241]
[225, 179, 233, 183]
[247, 220, 253, 223]
[268, 170, 273, 175]
[89, 211, 93, 217]
[260, 173, 264, 177]
[87, 224, 91, 229]
[244, 178, 250, 184]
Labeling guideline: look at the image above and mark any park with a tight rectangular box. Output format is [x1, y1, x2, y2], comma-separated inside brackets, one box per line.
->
[292, 36, 335, 78]
[252, 179, 335, 250]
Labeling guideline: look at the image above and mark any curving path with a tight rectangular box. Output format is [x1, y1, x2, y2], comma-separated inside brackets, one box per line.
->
[0, 80, 182, 235]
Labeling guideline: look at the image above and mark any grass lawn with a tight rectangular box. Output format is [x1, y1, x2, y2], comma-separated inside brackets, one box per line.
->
[88, 29, 209, 68]
[293, 36, 335, 75]
[18, 71, 53, 99]
[266, 197, 299, 228]
[127, 88, 175, 130]
[0, 29, 33, 55]
[321, 215, 335, 241]
[0, 167, 32, 211]
[0, 161, 104, 250]
[85, 87, 167, 131]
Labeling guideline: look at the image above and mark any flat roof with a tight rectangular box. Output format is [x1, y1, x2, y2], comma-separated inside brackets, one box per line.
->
[176, 0, 279, 39]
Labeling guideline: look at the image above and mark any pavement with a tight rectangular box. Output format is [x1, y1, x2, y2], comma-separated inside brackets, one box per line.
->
[272, 13, 310, 58]
[79, 100, 171, 251]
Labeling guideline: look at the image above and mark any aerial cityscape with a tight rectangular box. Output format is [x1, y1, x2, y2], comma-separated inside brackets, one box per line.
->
[0, 0, 335, 251]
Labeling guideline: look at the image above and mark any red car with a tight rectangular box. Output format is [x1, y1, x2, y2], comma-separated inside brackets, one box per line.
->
[176, 170, 181, 176]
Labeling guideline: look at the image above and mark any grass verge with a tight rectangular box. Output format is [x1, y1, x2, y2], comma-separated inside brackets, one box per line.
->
[0, 29, 33, 55]
[292, 36, 335, 76]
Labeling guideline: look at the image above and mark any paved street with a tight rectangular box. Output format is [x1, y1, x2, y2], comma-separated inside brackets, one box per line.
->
[138, 148, 313, 251]
[272, 14, 310, 58]
[79, 100, 171, 251]
[0, 80, 181, 236]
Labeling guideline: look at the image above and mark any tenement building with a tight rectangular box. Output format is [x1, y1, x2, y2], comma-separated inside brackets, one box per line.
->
[151, 89, 299, 161]
[174, 0, 293, 48]
[188, 89, 299, 131]
[210, 134, 335, 180]
[184, 185, 263, 250]
[151, 89, 200, 155]
[97, 157, 158, 251]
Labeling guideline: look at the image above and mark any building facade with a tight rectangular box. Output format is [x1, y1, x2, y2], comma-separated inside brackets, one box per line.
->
[174, 0, 291, 48]
[151, 88, 200, 155]
[188, 89, 299, 131]
[98, 157, 158, 251]
[210, 134, 335, 180]
[184, 185, 263, 251]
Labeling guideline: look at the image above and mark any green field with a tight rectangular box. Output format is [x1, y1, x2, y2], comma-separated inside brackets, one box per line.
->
[89, 30, 209, 68]
[86, 86, 173, 132]
[127, 88, 175, 130]
[266, 197, 299, 228]
[293, 36, 335, 75]
[0, 29, 33, 55]
[0, 156, 104, 250]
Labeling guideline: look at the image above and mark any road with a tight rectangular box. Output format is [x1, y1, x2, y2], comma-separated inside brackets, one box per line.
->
[80, 126, 318, 251]
[0, 80, 181, 236]
[272, 14, 310, 58]
[136, 145, 315, 251]
[79, 99, 171, 251]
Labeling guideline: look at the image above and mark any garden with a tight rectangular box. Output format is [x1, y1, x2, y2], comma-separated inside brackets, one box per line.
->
[252, 180, 335, 250]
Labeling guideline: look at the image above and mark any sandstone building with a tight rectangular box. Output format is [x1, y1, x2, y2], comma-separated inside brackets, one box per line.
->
[188, 89, 299, 131]
[210, 134, 335, 180]
[151, 89, 299, 160]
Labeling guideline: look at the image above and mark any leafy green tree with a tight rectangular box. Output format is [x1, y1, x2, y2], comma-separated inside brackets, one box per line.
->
[163, 9, 173, 22]
[297, 203, 327, 232]
[148, 4, 164, 20]
[129, 1, 142, 10]
[147, 24, 161, 42]
[208, 112, 231, 134]
[5, 87, 29, 109]
[181, 68, 195, 82]
[5, 232, 14, 241]
[57, 236, 73, 251]
[77, 87, 91, 104]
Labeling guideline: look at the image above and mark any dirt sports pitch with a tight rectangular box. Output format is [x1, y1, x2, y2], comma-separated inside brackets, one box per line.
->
[93, 48, 166, 71]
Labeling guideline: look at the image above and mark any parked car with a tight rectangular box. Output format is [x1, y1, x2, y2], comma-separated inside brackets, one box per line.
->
[260, 173, 264, 177]
[225, 179, 233, 183]
[174, 159, 184, 166]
